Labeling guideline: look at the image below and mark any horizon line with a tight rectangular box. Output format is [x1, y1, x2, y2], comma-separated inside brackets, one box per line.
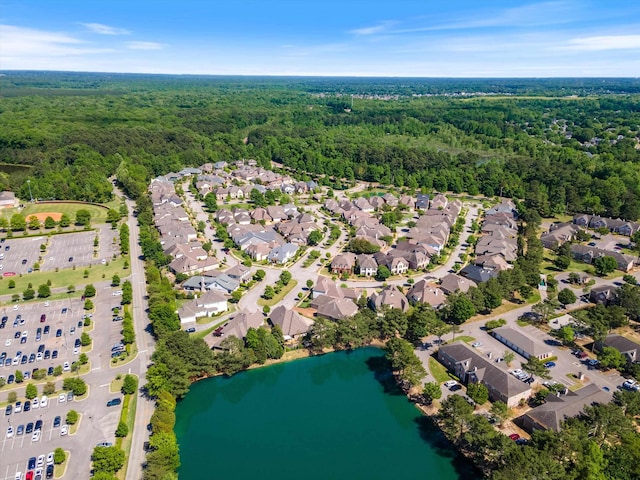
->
[1, 69, 639, 80]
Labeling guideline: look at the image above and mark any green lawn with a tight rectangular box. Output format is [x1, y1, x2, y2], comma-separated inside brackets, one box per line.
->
[258, 280, 298, 307]
[428, 357, 457, 383]
[1, 201, 111, 224]
[0, 255, 130, 300]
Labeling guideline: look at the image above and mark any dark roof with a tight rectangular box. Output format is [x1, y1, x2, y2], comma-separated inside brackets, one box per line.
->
[459, 264, 498, 283]
[522, 384, 611, 431]
[439, 342, 531, 399]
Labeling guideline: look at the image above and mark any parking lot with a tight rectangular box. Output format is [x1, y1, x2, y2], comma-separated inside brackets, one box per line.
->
[1, 286, 129, 479]
[0, 298, 87, 385]
[0, 237, 43, 275]
[587, 233, 630, 253]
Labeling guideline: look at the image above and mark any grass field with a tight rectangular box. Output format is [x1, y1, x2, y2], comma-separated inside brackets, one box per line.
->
[0, 255, 130, 300]
[429, 356, 457, 383]
[1, 201, 111, 224]
[258, 280, 298, 307]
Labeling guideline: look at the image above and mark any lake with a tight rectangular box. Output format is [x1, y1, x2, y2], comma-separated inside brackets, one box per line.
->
[175, 347, 478, 479]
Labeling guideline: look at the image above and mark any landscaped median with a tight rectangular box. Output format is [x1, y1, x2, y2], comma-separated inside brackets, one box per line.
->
[114, 374, 139, 480]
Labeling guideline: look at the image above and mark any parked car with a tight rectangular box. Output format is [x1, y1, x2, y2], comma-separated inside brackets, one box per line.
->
[53, 416, 61, 428]
[509, 433, 520, 441]
[544, 361, 556, 368]
[106, 398, 122, 407]
[60, 425, 68, 436]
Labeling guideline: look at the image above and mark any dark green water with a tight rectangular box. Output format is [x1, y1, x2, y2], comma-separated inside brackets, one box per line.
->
[175, 348, 478, 479]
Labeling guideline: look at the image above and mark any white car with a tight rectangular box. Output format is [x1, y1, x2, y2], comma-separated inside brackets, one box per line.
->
[58, 393, 66, 403]
[60, 424, 68, 436]
[46, 452, 54, 465]
[14, 401, 22, 413]
[4, 338, 10, 346]
[6, 426, 13, 438]
[32, 398, 39, 409]
[13, 305, 18, 310]
[31, 429, 40, 442]
[37, 455, 45, 467]
[471, 341, 482, 348]
[73, 347, 80, 355]
[44, 301, 50, 307]
[36, 352, 43, 361]
[14, 472, 21, 480]
[63, 361, 70, 371]
[443, 380, 458, 389]
[510, 369, 523, 377]
[40, 395, 48, 408]
[623, 379, 637, 390]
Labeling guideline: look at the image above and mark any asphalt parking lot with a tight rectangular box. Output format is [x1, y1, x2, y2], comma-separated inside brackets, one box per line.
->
[0, 298, 86, 384]
[588, 233, 630, 253]
[1, 287, 127, 479]
[0, 237, 43, 275]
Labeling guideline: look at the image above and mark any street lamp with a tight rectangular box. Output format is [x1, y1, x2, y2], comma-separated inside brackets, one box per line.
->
[27, 180, 33, 202]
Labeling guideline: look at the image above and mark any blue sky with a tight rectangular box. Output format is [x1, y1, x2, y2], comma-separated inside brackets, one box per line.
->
[2, 0, 640, 76]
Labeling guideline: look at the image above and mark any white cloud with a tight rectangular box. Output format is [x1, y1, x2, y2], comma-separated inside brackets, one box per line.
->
[565, 34, 640, 51]
[126, 41, 165, 50]
[0, 24, 113, 58]
[80, 23, 130, 35]
[349, 21, 396, 36]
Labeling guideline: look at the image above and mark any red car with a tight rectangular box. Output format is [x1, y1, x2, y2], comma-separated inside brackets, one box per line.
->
[26, 471, 34, 480]
[40, 314, 46, 322]
[509, 433, 520, 441]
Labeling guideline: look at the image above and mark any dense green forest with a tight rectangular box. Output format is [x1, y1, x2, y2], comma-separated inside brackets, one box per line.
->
[1, 72, 639, 219]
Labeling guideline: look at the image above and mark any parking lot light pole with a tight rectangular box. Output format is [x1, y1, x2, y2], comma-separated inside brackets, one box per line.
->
[27, 179, 34, 202]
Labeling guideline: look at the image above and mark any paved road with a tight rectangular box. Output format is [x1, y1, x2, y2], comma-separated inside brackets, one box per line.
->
[121, 196, 155, 480]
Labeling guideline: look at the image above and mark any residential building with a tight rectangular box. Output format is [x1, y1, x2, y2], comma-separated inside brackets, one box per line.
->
[177, 291, 228, 324]
[369, 286, 410, 313]
[598, 335, 640, 363]
[438, 342, 531, 407]
[406, 280, 446, 309]
[269, 305, 314, 340]
[440, 273, 477, 295]
[208, 310, 265, 349]
[570, 244, 635, 272]
[521, 384, 611, 432]
[491, 326, 553, 360]
[267, 243, 298, 264]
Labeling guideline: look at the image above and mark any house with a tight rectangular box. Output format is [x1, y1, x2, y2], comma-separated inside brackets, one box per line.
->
[266, 206, 286, 223]
[312, 277, 361, 301]
[520, 384, 611, 432]
[225, 264, 252, 283]
[269, 305, 314, 340]
[429, 193, 448, 210]
[356, 254, 378, 277]
[182, 275, 218, 291]
[486, 199, 517, 217]
[208, 310, 265, 349]
[281, 184, 295, 195]
[406, 280, 446, 309]
[440, 273, 477, 295]
[369, 286, 410, 313]
[353, 196, 374, 212]
[369, 196, 385, 210]
[168, 255, 220, 275]
[589, 285, 618, 305]
[491, 326, 553, 360]
[0, 191, 18, 208]
[599, 335, 640, 363]
[382, 193, 399, 207]
[570, 245, 635, 272]
[415, 194, 430, 210]
[312, 296, 359, 321]
[267, 243, 298, 264]
[438, 342, 531, 407]
[177, 291, 228, 324]
[541, 223, 581, 249]
[208, 273, 240, 294]
[330, 253, 357, 274]
[459, 264, 498, 283]
[374, 252, 409, 275]
[246, 243, 272, 261]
